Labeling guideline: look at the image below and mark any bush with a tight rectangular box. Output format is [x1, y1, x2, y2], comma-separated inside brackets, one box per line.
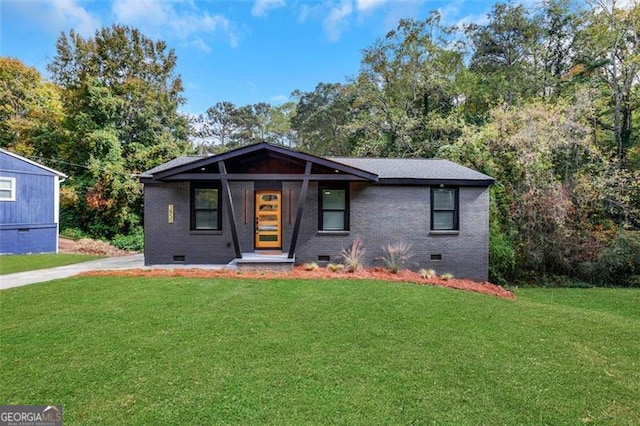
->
[327, 263, 344, 272]
[111, 231, 144, 252]
[340, 238, 366, 272]
[379, 242, 413, 273]
[441, 273, 454, 281]
[588, 230, 640, 286]
[61, 228, 90, 240]
[489, 219, 518, 286]
[303, 262, 319, 271]
[419, 268, 437, 279]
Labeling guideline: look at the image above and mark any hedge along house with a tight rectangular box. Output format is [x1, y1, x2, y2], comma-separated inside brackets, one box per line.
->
[141, 142, 494, 281]
[0, 148, 67, 255]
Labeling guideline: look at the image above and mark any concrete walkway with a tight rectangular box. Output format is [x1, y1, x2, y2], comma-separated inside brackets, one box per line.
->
[0, 254, 230, 290]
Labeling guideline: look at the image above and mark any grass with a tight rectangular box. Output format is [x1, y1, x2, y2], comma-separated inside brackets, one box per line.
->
[0, 253, 102, 275]
[1, 278, 639, 424]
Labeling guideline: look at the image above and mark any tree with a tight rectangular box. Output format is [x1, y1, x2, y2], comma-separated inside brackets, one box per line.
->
[267, 101, 297, 147]
[438, 98, 639, 285]
[48, 25, 188, 153]
[48, 25, 191, 238]
[536, 0, 583, 99]
[291, 83, 354, 155]
[466, 1, 540, 107]
[197, 101, 239, 151]
[348, 15, 467, 157]
[0, 57, 65, 163]
[575, 0, 640, 161]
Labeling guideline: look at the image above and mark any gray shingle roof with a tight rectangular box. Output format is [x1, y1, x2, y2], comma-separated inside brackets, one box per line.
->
[140, 155, 206, 177]
[330, 157, 493, 182]
[141, 151, 494, 185]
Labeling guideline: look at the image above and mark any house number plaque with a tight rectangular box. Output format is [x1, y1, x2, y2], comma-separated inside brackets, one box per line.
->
[168, 204, 174, 224]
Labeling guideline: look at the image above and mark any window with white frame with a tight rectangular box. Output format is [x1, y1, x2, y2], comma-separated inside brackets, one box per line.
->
[0, 177, 16, 201]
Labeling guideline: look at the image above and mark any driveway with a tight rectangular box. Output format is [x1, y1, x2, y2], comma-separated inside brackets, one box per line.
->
[1, 254, 145, 290]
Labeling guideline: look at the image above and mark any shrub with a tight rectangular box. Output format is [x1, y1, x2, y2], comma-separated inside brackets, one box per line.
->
[303, 262, 319, 271]
[340, 238, 366, 272]
[489, 218, 518, 286]
[419, 268, 437, 279]
[111, 231, 144, 252]
[327, 263, 344, 272]
[379, 242, 413, 273]
[590, 230, 640, 286]
[61, 228, 90, 240]
[441, 273, 454, 281]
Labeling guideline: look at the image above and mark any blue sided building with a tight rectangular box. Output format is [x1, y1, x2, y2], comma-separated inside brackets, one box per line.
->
[0, 148, 67, 255]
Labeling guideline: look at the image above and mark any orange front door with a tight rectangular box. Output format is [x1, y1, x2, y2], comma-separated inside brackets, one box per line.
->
[255, 190, 281, 249]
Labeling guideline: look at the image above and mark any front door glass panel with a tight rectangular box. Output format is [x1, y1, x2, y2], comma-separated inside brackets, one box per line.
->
[255, 191, 281, 248]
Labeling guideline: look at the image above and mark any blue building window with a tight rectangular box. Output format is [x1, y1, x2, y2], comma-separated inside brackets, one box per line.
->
[0, 177, 16, 201]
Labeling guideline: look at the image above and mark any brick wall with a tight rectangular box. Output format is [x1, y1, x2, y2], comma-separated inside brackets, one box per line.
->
[144, 181, 490, 281]
[294, 183, 490, 282]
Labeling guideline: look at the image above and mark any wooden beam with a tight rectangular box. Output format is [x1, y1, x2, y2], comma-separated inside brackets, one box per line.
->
[219, 161, 242, 259]
[161, 173, 372, 182]
[288, 161, 312, 259]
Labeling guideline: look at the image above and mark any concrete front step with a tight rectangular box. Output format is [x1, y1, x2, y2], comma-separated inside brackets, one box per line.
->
[230, 252, 295, 272]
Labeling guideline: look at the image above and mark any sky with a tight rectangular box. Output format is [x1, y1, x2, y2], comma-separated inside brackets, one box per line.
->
[1, 0, 493, 115]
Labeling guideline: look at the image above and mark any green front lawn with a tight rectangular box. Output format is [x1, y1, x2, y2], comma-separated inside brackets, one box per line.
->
[1, 278, 639, 424]
[0, 253, 102, 275]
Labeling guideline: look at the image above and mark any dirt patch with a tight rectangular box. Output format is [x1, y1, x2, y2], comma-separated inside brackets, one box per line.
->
[59, 237, 131, 256]
[81, 266, 515, 299]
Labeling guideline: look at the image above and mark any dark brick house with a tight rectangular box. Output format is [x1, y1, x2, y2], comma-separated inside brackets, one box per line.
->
[140, 142, 494, 281]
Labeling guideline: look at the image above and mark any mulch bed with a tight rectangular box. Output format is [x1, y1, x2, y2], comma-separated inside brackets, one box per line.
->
[81, 266, 515, 299]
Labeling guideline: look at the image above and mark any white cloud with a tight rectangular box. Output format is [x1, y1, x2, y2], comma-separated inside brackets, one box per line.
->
[5, 0, 100, 37]
[323, 0, 353, 42]
[356, 0, 387, 12]
[252, 0, 286, 17]
[188, 38, 212, 53]
[52, 0, 101, 36]
[112, 0, 240, 50]
[453, 12, 489, 30]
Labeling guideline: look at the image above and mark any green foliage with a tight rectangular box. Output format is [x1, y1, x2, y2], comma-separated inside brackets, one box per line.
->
[340, 238, 366, 272]
[197, 101, 298, 152]
[350, 15, 467, 157]
[442, 100, 639, 285]
[111, 231, 144, 252]
[44, 25, 192, 239]
[0, 58, 65, 163]
[488, 214, 517, 286]
[379, 242, 413, 273]
[583, 230, 640, 287]
[60, 227, 90, 240]
[291, 83, 354, 156]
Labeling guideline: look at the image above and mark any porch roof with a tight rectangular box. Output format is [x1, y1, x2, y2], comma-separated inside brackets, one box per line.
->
[140, 142, 378, 183]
